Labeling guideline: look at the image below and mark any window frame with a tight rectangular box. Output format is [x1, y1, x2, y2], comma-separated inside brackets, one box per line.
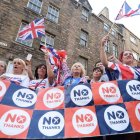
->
[81, 7, 89, 21]
[47, 5, 59, 23]
[111, 28, 116, 37]
[15, 22, 33, 47]
[130, 35, 137, 45]
[27, 0, 43, 14]
[104, 41, 110, 53]
[112, 43, 118, 57]
[41, 32, 55, 48]
[78, 56, 88, 75]
[80, 30, 88, 47]
[133, 51, 139, 60]
[104, 23, 110, 31]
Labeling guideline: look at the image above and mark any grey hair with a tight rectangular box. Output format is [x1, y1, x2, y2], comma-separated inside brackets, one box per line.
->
[71, 62, 86, 77]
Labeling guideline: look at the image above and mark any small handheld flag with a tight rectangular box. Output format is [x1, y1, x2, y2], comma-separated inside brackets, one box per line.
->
[40, 41, 67, 85]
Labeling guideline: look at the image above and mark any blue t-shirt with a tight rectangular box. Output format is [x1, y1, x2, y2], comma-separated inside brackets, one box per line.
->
[63, 77, 81, 86]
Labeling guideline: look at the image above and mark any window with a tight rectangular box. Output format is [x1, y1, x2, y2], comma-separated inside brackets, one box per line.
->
[47, 5, 59, 23]
[41, 33, 55, 47]
[111, 29, 116, 36]
[81, 7, 89, 21]
[80, 30, 88, 47]
[78, 56, 88, 75]
[104, 41, 110, 52]
[27, 0, 43, 13]
[130, 35, 137, 45]
[112, 44, 118, 57]
[133, 51, 139, 60]
[104, 23, 109, 31]
[16, 23, 33, 47]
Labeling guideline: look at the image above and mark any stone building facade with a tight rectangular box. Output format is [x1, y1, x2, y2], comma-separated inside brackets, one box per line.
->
[0, 0, 126, 77]
[120, 25, 140, 66]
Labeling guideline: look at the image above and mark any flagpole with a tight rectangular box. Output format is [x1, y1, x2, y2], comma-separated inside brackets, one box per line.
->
[43, 34, 48, 53]
[107, 21, 116, 36]
[45, 34, 47, 49]
[107, 0, 125, 36]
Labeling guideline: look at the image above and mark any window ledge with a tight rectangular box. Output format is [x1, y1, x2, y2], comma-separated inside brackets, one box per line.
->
[24, 6, 43, 16]
[131, 41, 138, 46]
[79, 43, 87, 48]
[81, 17, 88, 22]
[45, 17, 58, 24]
[110, 33, 117, 38]
[12, 41, 34, 50]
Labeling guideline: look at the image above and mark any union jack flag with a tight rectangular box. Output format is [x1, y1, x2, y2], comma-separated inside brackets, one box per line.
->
[115, 1, 135, 20]
[40, 41, 67, 85]
[18, 18, 45, 40]
[108, 62, 140, 80]
[131, 4, 140, 16]
[40, 42, 60, 72]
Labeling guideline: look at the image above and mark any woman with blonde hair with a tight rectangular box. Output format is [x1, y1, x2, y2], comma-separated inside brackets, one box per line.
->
[61, 61, 87, 87]
[0, 58, 30, 87]
[71, 62, 86, 77]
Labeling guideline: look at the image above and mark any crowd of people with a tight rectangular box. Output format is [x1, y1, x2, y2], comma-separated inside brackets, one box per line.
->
[0, 35, 140, 91]
[0, 36, 140, 140]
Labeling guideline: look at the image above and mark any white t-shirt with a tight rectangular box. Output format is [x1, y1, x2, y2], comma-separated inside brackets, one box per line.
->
[29, 78, 49, 90]
[1, 73, 30, 87]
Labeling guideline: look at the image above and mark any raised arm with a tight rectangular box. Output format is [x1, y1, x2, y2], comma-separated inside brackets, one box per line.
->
[44, 52, 54, 85]
[100, 35, 109, 68]
[25, 60, 34, 80]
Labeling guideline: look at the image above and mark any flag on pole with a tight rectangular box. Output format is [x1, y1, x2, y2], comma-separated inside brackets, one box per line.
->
[18, 18, 45, 40]
[115, 1, 135, 20]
